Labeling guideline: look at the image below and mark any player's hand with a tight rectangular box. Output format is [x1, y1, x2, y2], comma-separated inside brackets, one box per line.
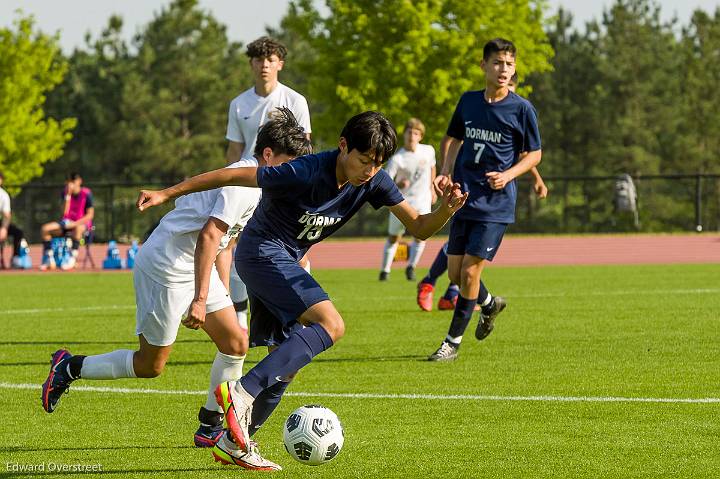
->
[440, 182, 468, 216]
[534, 180, 548, 199]
[485, 171, 511, 190]
[137, 190, 169, 212]
[182, 299, 206, 330]
[433, 175, 451, 197]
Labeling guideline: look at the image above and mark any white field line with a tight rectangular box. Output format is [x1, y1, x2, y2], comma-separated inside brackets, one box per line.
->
[1, 288, 718, 315]
[1, 382, 718, 404]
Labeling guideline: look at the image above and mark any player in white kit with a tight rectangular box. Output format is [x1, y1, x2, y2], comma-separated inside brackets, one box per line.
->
[41, 110, 311, 471]
[223, 36, 312, 332]
[379, 118, 436, 281]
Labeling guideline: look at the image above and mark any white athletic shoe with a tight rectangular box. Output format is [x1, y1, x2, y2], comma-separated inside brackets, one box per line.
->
[214, 381, 253, 453]
[212, 432, 282, 471]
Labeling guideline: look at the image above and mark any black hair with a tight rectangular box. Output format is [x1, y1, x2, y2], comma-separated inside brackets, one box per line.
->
[245, 36, 287, 61]
[483, 38, 516, 61]
[340, 111, 397, 165]
[66, 172, 81, 181]
[254, 107, 312, 158]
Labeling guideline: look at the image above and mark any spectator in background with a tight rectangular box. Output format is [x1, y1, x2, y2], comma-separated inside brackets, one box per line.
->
[0, 172, 26, 268]
[39, 172, 94, 271]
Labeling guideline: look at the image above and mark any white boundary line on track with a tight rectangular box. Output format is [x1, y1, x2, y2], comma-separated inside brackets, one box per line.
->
[1, 382, 718, 404]
[2, 287, 718, 315]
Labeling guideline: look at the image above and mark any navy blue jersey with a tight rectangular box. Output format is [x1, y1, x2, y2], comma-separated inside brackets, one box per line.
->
[245, 149, 404, 259]
[447, 90, 541, 223]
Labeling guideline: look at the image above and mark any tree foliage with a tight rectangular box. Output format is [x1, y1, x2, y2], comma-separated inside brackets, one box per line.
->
[0, 16, 76, 189]
[279, 0, 554, 149]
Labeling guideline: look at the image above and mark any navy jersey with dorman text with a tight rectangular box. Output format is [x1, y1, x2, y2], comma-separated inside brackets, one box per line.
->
[447, 90, 541, 223]
[245, 149, 404, 259]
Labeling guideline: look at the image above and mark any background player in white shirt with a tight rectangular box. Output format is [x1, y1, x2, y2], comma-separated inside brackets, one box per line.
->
[379, 118, 436, 281]
[42, 110, 311, 471]
[0, 172, 26, 267]
[223, 36, 312, 332]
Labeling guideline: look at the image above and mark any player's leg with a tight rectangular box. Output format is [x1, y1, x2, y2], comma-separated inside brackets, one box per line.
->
[229, 253, 249, 333]
[195, 306, 247, 446]
[417, 242, 448, 311]
[61, 223, 86, 270]
[39, 221, 62, 270]
[217, 253, 336, 453]
[380, 213, 404, 280]
[406, 239, 425, 281]
[41, 335, 171, 413]
[473, 223, 509, 340]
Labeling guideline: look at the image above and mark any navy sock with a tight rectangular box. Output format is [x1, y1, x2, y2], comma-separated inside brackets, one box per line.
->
[249, 380, 290, 436]
[42, 240, 51, 253]
[447, 296, 478, 339]
[478, 281, 496, 313]
[240, 323, 333, 398]
[422, 244, 449, 286]
[443, 284, 460, 300]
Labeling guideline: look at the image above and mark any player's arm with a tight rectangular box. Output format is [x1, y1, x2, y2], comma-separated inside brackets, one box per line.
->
[389, 183, 468, 240]
[434, 135, 463, 193]
[529, 166, 548, 199]
[215, 244, 232, 291]
[486, 149, 542, 190]
[430, 164, 437, 204]
[184, 217, 229, 330]
[225, 141, 245, 165]
[136, 167, 258, 212]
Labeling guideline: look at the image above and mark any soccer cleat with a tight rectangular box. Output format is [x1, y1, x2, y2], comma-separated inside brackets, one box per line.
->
[40, 253, 56, 271]
[194, 424, 224, 448]
[378, 271, 389, 281]
[41, 349, 74, 412]
[437, 296, 457, 310]
[212, 432, 282, 471]
[428, 341, 459, 362]
[405, 266, 416, 281]
[416, 282, 434, 312]
[475, 296, 507, 340]
[214, 381, 252, 453]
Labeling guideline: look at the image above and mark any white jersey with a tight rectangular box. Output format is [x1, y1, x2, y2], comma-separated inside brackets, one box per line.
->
[136, 158, 262, 286]
[0, 187, 10, 215]
[385, 144, 436, 213]
[226, 83, 311, 159]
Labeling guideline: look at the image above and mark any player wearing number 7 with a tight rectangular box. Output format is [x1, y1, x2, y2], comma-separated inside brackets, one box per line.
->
[428, 38, 542, 361]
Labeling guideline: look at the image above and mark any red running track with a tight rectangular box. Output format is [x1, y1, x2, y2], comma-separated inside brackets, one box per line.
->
[2, 234, 718, 272]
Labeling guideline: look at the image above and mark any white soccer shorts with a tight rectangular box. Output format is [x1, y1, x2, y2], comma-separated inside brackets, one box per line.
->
[134, 267, 232, 346]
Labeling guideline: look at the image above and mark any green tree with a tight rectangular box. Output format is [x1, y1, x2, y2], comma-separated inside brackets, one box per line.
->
[0, 16, 76, 189]
[279, 0, 554, 149]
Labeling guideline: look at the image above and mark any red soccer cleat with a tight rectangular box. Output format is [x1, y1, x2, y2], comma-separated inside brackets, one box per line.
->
[416, 282, 434, 312]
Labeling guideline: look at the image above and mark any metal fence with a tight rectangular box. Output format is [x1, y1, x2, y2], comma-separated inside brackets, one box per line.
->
[5, 174, 718, 243]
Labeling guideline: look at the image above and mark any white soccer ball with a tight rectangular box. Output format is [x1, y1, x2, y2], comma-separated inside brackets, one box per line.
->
[283, 405, 344, 465]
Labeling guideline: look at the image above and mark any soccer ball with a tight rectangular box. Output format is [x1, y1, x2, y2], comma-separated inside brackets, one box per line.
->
[283, 405, 344, 465]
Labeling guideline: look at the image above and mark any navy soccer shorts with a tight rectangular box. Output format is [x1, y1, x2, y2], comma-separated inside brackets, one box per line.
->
[446, 218, 508, 260]
[235, 233, 329, 344]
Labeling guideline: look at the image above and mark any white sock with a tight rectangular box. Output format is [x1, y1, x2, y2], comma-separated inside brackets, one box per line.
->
[381, 240, 399, 273]
[204, 351, 246, 412]
[446, 334, 463, 345]
[303, 259, 311, 273]
[80, 350, 137, 379]
[481, 294, 493, 307]
[233, 380, 256, 405]
[236, 310, 248, 331]
[408, 240, 426, 268]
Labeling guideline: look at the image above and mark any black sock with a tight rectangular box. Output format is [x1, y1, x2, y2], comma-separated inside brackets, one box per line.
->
[43, 240, 51, 253]
[447, 296, 478, 339]
[198, 406, 223, 428]
[68, 355, 86, 379]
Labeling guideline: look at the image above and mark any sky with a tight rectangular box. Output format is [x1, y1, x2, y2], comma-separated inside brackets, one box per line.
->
[1, 0, 719, 53]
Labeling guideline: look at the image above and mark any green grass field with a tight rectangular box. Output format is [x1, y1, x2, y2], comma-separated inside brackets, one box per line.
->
[1, 264, 719, 478]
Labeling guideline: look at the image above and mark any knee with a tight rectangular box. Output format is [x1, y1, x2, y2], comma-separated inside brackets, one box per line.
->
[219, 332, 248, 357]
[134, 356, 166, 378]
[324, 316, 345, 343]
